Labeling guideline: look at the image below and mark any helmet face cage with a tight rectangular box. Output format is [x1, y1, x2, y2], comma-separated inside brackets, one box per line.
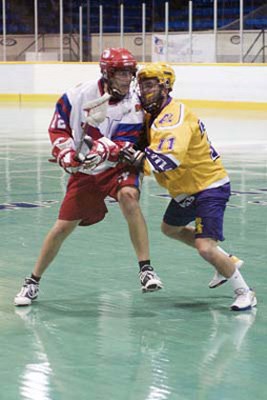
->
[137, 63, 175, 114]
[99, 48, 137, 100]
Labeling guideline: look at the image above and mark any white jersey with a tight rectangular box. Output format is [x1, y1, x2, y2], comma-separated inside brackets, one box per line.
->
[49, 79, 144, 174]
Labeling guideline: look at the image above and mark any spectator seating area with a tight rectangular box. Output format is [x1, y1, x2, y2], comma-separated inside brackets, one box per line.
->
[0, 0, 266, 35]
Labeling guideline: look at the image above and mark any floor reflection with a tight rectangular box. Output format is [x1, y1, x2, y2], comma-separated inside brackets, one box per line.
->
[198, 308, 257, 398]
[15, 307, 53, 400]
[1, 105, 267, 400]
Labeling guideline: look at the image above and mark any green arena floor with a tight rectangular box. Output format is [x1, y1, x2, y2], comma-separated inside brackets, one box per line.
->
[0, 105, 267, 400]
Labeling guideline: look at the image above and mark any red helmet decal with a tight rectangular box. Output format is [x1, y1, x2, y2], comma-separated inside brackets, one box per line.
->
[100, 48, 137, 75]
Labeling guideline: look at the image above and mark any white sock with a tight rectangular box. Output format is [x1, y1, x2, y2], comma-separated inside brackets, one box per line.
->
[216, 247, 230, 277]
[217, 246, 230, 257]
[228, 269, 249, 292]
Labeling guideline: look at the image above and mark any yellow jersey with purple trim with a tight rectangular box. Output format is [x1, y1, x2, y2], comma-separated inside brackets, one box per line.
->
[143, 98, 229, 198]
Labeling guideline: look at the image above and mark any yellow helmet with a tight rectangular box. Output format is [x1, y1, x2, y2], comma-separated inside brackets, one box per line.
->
[137, 62, 175, 91]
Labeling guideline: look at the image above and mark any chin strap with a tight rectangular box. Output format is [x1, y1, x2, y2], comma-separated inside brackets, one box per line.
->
[108, 86, 126, 101]
[102, 76, 128, 101]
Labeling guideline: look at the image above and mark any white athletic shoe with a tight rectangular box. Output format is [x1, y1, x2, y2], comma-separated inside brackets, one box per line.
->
[14, 277, 39, 306]
[230, 288, 257, 311]
[139, 265, 163, 292]
[208, 255, 244, 289]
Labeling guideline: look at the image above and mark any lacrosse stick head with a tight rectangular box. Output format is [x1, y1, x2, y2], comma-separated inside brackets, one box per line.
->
[100, 48, 137, 100]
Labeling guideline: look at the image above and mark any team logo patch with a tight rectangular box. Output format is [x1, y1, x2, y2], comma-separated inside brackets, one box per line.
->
[135, 103, 142, 112]
[179, 196, 195, 208]
[195, 217, 203, 234]
[159, 113, 173, 124]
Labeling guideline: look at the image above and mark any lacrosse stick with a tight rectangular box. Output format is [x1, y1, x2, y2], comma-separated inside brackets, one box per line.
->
[74, 92, 111, 161]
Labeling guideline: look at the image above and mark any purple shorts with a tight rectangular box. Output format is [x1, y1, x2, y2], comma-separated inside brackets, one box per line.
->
[163, 183, 231, 241]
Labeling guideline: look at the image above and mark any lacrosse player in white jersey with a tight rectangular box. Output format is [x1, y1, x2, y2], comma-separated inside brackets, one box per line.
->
[14, 48, 162, 306]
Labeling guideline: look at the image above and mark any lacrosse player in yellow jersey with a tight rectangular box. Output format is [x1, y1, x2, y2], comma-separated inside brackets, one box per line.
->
[121, 62, 257, 311]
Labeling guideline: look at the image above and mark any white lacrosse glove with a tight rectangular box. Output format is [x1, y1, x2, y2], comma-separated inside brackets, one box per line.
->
[51, 137, 81, 174]
[83, 92, 111, 128]
[57, 148, 82, 174]
[82, 137, 121, 170]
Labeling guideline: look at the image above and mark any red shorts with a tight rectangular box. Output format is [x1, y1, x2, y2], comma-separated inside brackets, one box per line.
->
[58, 164, 142, 226]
